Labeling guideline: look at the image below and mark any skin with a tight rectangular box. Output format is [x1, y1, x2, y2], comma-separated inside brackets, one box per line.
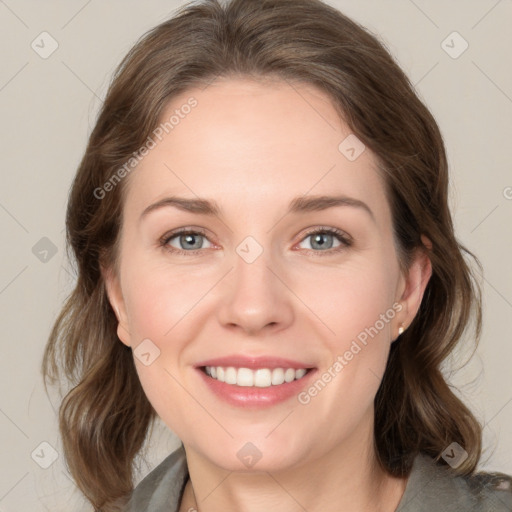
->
[103, 77, 432, 512]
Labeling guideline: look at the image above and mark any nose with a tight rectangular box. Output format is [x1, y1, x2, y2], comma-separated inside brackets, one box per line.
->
[216, 248, 294, 336]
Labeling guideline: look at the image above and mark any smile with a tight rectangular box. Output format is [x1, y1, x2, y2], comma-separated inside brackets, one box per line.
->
[203, 366, 310, 387]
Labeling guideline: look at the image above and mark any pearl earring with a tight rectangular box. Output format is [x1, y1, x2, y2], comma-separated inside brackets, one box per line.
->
[398, 324, 404, 335]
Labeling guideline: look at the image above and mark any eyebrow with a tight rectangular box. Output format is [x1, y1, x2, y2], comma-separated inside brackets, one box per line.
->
[140, 194, 375, 223]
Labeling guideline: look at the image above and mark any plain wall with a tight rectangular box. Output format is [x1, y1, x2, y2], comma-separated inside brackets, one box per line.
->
[0, 1, 511, 510]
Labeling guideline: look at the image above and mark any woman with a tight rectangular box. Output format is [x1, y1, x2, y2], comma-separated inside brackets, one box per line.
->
[42, 0, 512, 511]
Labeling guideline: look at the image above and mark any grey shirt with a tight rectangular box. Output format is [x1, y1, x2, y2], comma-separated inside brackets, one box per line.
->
[124, 444, 512, 511]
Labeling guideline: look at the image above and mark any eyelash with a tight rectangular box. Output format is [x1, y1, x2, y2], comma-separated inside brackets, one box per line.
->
[159, 226, 352, 256]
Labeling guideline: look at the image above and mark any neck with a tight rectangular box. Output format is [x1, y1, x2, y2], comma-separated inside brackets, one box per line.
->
[179, 413, 408, 512]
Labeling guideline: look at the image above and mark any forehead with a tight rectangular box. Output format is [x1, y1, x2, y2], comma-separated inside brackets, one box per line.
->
[122, 77, 388, 222]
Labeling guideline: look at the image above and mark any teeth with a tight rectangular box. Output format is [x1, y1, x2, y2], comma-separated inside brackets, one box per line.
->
[204, 366, 309, 387]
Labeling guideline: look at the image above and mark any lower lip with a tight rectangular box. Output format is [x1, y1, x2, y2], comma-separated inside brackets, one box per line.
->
[196, 367, 317, 408]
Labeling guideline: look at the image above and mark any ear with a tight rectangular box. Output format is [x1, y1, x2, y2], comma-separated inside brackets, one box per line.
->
[101, 264, 131, 347]
[394, 234, 433, 340]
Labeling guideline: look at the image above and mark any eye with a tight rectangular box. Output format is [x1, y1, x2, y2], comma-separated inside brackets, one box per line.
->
[160, 229, 213, 255]
[296, 227, 352, 254]
[159, 226, 352, 256]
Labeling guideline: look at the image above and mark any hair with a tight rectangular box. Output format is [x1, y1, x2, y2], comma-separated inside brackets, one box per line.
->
[42, 0, 485, 510]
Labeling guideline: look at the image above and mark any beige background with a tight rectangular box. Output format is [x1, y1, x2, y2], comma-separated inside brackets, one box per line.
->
[0, 1, 511, 510]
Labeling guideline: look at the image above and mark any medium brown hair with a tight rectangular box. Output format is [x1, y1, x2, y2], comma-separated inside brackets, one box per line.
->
[42, 0, 484, 509]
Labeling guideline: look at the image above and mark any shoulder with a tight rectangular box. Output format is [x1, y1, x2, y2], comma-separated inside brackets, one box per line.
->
[123, 443, 189, 512]
[465, 469, 512, 510]
[397, 452, 512, 512]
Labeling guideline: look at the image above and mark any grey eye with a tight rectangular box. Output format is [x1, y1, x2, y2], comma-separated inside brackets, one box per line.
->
[166, 232, 213, 251]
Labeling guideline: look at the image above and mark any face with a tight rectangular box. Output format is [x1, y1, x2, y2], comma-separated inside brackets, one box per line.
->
[104, 77, 431, 473]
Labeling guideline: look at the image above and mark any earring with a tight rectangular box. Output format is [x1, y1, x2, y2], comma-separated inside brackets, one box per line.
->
[398, 324, 405, 335]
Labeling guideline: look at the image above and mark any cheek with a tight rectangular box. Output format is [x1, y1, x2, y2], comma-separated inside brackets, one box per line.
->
[297, 258, 398, 404]
[121, 258, 211, 342]
[296, 257, 398, 346]
[289, 273, 396, 443]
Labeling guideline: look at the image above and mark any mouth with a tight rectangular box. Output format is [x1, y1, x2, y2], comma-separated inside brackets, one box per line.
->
[200, 365, 314, 388]
[194, 355, 318, 407]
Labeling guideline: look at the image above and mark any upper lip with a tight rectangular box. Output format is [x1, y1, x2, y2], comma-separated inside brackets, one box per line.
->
[195, 355, 316, 370]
